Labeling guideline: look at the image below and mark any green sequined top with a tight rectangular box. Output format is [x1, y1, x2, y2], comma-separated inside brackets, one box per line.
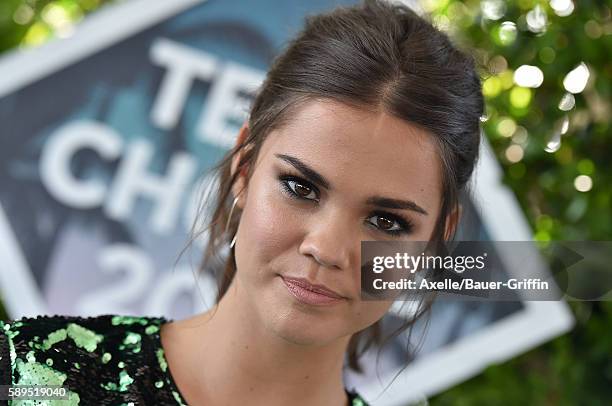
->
[0, 314, 369, 405]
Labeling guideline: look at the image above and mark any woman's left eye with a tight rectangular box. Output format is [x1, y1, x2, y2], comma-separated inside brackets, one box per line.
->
[366, 213, 413, 237]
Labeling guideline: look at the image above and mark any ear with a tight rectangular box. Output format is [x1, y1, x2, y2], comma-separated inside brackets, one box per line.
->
[443, 204, 462, 241]
[230, 122, 250, 210]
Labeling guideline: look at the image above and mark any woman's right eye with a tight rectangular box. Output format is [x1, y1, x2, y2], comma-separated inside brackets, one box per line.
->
[279, 176, 319, 202]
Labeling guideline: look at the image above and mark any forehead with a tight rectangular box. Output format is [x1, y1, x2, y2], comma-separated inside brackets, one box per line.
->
[257, 99, 442, 212]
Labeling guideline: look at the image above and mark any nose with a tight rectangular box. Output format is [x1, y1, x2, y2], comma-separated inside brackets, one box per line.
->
[298, 208, 354, 271]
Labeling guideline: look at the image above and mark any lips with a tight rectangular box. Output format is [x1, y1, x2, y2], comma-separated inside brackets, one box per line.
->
[281, 276, 346, 305]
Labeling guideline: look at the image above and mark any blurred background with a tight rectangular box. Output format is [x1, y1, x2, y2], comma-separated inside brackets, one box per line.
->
[0, 0, 610, 404]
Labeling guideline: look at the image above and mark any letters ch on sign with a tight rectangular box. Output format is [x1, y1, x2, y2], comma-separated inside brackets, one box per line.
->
[39, 38, 265, 236]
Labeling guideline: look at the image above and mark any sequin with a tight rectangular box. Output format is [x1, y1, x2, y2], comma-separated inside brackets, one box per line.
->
[101, 352, 112, 364]
[111, 315, 148, 326]
[124, 332, 141, 345]
[25, 350, 36, 363]
[118, 370, 134, 391]
[41, 328, 67, 350]
[66, 323, 104, 352]
[156, 348, 168, 373]
[0, 315, 371, 405]
[172, 390, 186, 405]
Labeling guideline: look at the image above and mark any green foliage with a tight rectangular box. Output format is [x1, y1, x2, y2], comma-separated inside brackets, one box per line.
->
[0, 0, 119, 53]
[423, 0, 611, 242]
[0, 0, 610, 403]
[421, 0, 612, 403]
[430, 302, 612, 405]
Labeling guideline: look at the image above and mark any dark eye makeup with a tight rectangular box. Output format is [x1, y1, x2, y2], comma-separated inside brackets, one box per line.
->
[277, 172, 415, 237]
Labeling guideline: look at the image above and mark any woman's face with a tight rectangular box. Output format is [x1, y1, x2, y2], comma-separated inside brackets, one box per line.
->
[230, 99, 443, 347]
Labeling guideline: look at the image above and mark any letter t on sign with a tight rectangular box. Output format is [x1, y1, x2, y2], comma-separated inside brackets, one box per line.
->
[149, 38, 218, 131]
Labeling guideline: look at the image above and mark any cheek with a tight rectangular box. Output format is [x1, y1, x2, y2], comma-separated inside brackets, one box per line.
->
[237, 177, 300, 268]
[350, 301, 393, 332]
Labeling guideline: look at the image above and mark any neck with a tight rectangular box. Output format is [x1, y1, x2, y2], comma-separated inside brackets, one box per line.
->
[166, 278, 351, 406]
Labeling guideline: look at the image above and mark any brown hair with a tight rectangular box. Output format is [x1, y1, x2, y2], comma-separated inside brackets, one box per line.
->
[188, 0, 484, 374]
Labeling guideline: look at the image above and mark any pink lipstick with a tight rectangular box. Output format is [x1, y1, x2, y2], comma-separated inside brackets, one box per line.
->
[281, 276, 346, 306]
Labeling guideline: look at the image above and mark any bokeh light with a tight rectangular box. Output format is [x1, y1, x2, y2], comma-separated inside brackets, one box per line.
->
[526, 4, 547, 33]
[550, 0, 574, 17]
[505, 144, 524, 163]
[574, 175, 593, 192]
[514, 65, 544, 88]
[563, 62, 590, 94]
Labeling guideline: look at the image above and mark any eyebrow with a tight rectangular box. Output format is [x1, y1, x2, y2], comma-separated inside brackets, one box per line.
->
[274, 153, 429, 216]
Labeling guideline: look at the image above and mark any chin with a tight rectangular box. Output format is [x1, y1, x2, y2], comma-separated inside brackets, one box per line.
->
[266, 305, 348, 347]
[271, 321, 339, 346]
[250, 274, 350, 346]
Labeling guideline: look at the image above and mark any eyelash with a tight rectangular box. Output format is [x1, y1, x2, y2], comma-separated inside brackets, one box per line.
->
[278, 173, 415, 237]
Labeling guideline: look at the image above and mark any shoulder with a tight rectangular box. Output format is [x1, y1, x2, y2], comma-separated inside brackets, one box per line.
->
[0, 314, 178, 404]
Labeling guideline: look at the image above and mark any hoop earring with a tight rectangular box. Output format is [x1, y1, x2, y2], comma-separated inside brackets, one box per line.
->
[225, 196, 239, 248]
